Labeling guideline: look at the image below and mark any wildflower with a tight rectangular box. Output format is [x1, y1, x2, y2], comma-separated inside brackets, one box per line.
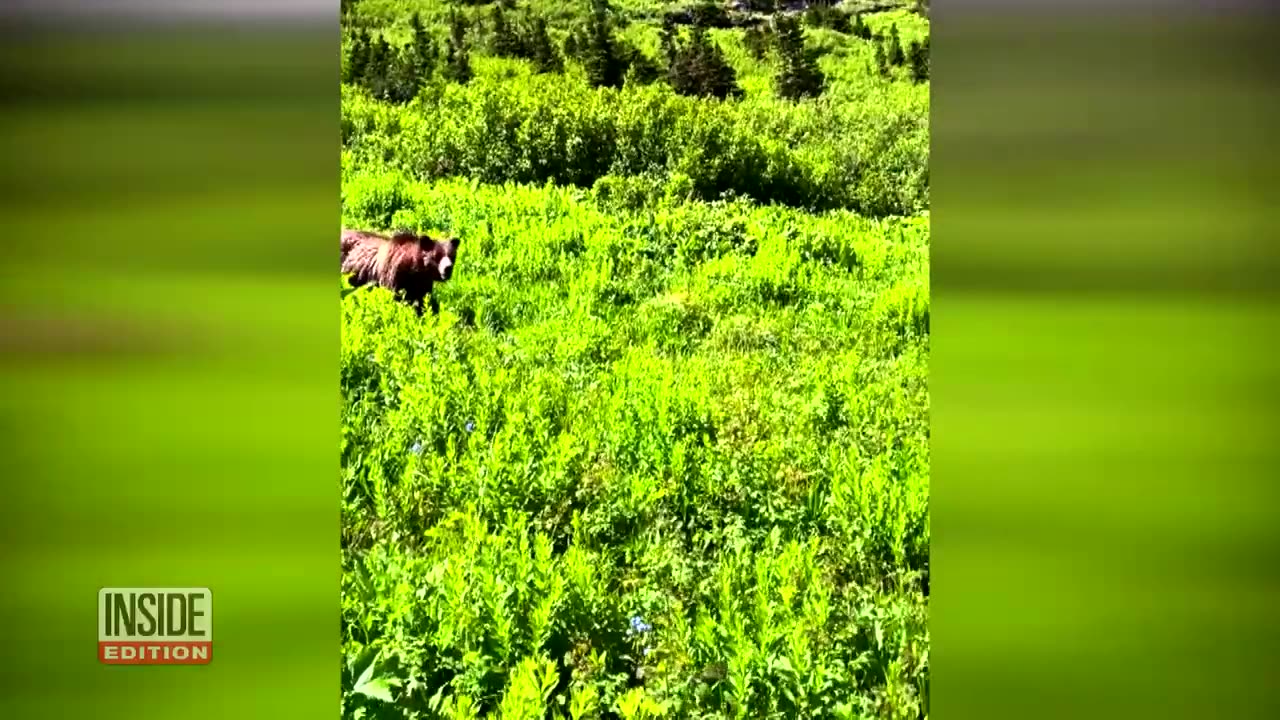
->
[465, 420, 475, 433]
[628, 616, 652, 635]
[410, 441, 423, 454]
[643, 646, 652, 657]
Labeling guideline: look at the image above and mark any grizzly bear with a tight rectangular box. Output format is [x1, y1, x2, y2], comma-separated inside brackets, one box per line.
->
[340, 228, 460, 316]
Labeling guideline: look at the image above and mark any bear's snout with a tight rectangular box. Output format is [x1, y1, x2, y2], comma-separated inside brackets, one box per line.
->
[438, 256, 454, 280]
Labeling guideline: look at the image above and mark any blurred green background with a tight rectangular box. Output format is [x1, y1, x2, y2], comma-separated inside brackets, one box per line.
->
[0, 19, 339, 720]
[932, 10, 1279, 720]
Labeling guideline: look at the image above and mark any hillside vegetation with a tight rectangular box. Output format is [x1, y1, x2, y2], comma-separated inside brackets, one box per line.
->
[342, 0, 929, 216]
[341, 2, 930, 719]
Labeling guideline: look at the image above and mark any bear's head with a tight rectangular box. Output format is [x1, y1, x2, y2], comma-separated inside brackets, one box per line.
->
[426, 235, 460, 283]
[390, 230, 461, 283]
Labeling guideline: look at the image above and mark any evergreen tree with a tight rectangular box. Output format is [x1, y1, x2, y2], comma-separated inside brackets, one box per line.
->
[345, 28, 371, 84]
[885, 23, 904, 66]
[351, 15, 436, 103]
[490, 4, 521, 57]
[699, 30, 741, 99]
[659, 16, 679, 67]
[743, 24, 771, 61]
[582, 0, 626, 88]
[365, 33, 392, 97]
[444, 10, 473, 84]
[525, 15, 564, 74]
[408, 12, 436, 84]
[851, 13, 872, 41]
[773, 13, 824, 100]
[367, 32, 389, 79]
[564, 31, 581, 60]
[385, 48, 420, 103]
[805, 1, 851, 33]
[623, 43, 662, 86]
[832, 9, 852, 34]
[688, 0, 731, 29]
[666, 28, 695, 95]
[873, 39, 891, 79]
[667, 25, 741, 100]
[907, 35, 929, 83]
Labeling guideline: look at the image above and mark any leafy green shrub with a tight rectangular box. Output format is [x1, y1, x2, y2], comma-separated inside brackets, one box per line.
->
[774, 12, 826, 100]
[338, 5, 930, 216]
[341, 76, 927, 216]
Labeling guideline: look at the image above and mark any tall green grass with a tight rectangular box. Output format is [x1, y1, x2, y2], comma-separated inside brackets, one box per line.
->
[341, 171, 929, 719]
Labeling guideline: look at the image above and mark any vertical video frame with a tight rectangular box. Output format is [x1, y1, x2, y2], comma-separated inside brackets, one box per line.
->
[340, 1, 929, 718]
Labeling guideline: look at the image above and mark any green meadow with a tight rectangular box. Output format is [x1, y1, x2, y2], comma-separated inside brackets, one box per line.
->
[341, 2, 929, 718]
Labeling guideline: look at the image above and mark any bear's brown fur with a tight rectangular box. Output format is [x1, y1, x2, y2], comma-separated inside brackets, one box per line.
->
[340, 228, 461, 316]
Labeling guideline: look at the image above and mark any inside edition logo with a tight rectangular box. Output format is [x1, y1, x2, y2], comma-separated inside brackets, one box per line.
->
[98, 588, 212, 665]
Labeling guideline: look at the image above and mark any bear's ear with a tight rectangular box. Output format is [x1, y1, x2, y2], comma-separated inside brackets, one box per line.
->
[448, 236, 461, 249]
[417, 235, 438, 250]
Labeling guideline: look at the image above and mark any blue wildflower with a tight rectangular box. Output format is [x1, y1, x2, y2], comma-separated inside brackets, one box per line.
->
[465, 420, 475, 433]
[410, 441, 423, 454]
[628, 616, 652, 635]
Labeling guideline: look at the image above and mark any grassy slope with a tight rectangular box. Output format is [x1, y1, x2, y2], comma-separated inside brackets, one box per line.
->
[341, 3, 929, 719]
[342, 3, 930, 216]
